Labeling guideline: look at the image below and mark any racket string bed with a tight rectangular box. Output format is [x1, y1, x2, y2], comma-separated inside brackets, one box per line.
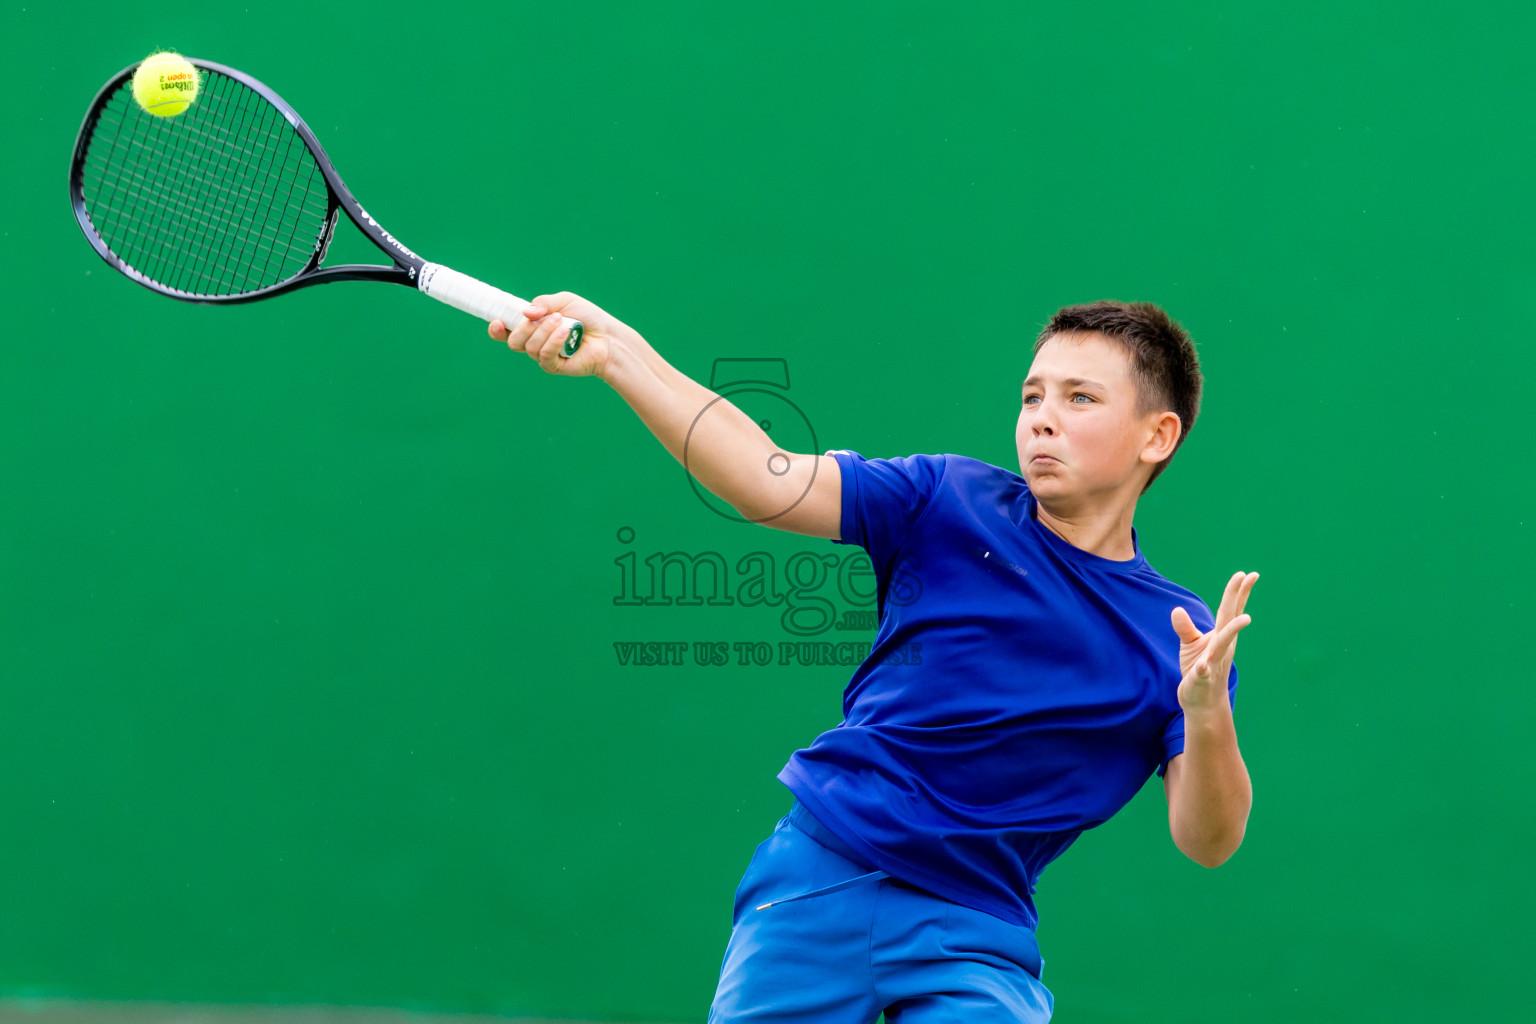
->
[88, 74, 323, 291]
[77, 69, 330, 297]
[86, 83, 237, 283]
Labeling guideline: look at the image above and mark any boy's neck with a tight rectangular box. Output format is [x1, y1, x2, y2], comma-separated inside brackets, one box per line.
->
[1034, 497, 1140, 562]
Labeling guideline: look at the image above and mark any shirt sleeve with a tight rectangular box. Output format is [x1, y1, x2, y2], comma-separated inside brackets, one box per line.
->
[824, 449, 947, 565]
[1156, 662, 1240, 778]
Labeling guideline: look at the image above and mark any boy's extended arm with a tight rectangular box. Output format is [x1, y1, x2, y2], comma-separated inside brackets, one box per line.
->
[490, 292, 841, 540]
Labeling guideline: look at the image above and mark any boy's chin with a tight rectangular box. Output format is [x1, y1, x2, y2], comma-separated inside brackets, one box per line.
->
[1024, 467, 1069, 488]
[1024, 470, 1085, 503]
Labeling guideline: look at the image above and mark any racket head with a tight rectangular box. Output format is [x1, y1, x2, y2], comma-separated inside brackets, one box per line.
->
[69, 58, 415, 304]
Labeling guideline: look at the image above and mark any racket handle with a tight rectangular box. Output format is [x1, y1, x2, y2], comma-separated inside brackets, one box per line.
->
[417, 262, 584, 357]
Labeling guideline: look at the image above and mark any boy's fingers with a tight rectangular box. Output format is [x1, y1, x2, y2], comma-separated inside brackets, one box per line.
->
[1217, 614, 1248, 649]
[526, 313, 554, 361]
[539, 333, 566, 374]
[1235, 572, 1260, 615]
[1214, 570, 1245, 627]
[526, 313, 566, 369]
[493, 316, 542, 352]
[515, 310, 555, 352]
[1207, 614, 1252, 663]
[504, 319, 530, 352]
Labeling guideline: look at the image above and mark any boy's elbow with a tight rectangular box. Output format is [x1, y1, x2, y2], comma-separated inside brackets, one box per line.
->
[738, 453, 842, 540]
[1188, 847, 1233, 869]
[1174, 828, 1245, 868]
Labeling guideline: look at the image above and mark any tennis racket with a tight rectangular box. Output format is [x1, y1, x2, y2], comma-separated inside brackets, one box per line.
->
[68, 57, 583, 356]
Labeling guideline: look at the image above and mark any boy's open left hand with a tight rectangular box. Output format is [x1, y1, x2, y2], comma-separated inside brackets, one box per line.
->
[1171, 571, 1258, 717]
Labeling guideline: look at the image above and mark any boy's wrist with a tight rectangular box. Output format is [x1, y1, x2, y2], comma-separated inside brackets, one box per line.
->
[1182, 703, 1235, 732]
[597, 331, 647, 390]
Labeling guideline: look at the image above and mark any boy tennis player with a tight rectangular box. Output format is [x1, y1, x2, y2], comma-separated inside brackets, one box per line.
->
[489, 297, 1255, 1023]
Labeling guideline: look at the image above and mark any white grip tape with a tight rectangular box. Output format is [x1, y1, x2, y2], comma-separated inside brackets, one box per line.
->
[417, 262, 580, 354]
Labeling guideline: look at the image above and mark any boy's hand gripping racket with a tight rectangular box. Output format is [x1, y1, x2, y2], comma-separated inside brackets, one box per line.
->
[68, 57, 583, 357]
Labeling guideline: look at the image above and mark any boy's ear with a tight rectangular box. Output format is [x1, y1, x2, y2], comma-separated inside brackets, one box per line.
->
[1140, 411, 1182, 464]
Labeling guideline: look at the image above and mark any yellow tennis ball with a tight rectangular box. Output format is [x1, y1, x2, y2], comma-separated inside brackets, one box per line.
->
[132, 52, 200, 117]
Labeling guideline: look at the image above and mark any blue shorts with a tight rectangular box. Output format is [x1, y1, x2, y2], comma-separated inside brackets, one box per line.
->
[708, 799, 1054, 1023]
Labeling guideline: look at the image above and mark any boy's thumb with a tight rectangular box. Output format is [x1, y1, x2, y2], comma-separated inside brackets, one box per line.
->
[1170, 606, 1202, 643]
[523, 290, 576, 318]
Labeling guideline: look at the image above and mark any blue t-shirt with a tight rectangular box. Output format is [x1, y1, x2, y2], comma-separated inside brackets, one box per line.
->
[777, 449, 1239, 929]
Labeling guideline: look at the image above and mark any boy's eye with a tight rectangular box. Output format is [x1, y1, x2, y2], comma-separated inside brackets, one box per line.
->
[1023, 394, 1092, 405]
[1072, 393, 1092, 403]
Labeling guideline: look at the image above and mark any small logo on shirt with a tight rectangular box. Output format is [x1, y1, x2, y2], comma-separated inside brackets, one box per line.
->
[977, 548, 1028, 579]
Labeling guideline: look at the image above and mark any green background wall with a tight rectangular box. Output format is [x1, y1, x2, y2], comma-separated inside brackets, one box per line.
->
[2, 1, 1530, 1021]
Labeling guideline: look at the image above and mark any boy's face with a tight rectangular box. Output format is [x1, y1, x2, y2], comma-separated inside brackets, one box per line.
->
[1016, 332, 1176, 506]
